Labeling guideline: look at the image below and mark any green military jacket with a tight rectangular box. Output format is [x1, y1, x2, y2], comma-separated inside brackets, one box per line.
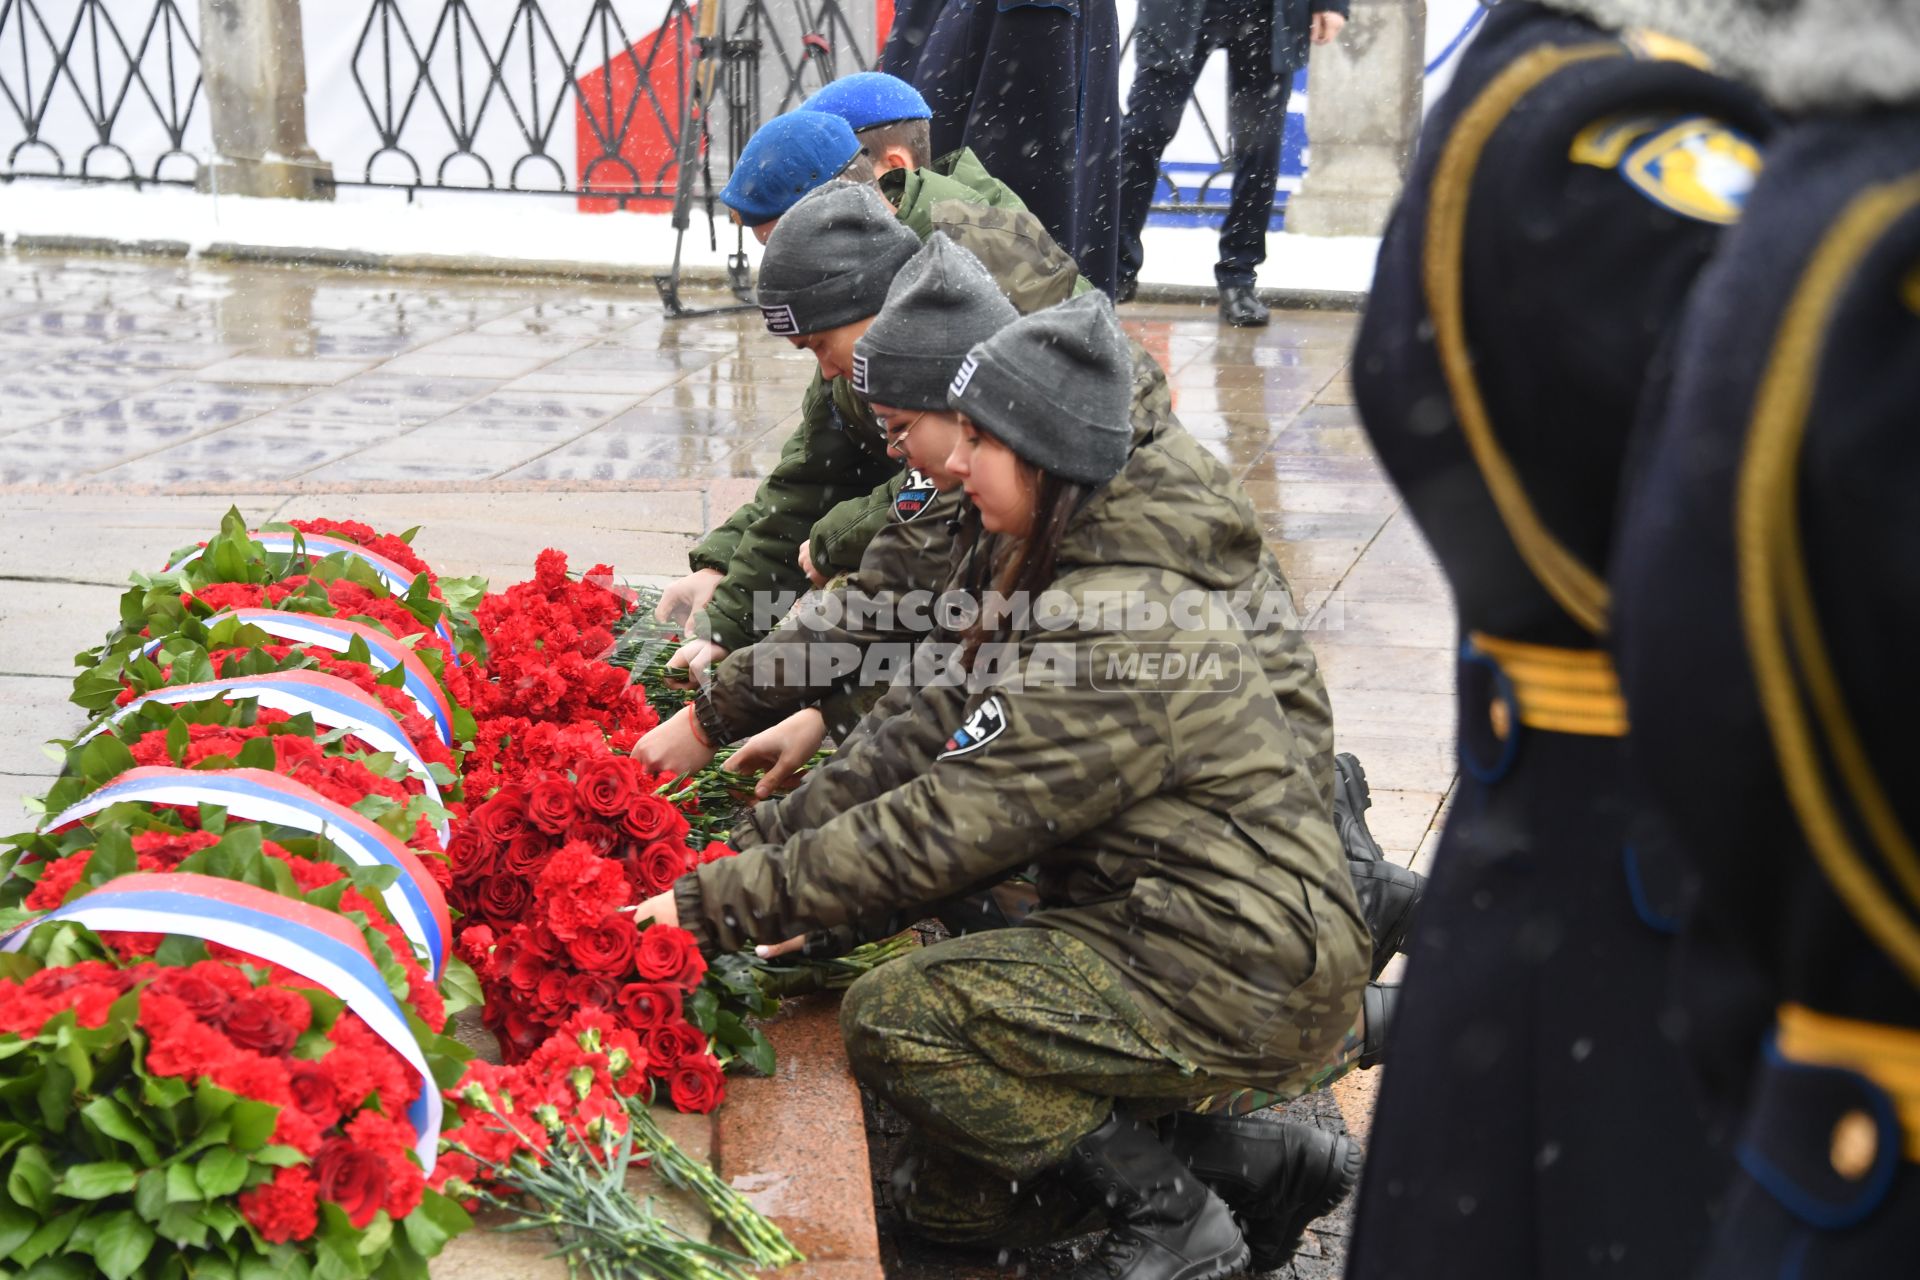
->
[676, 372, 1368, 1082]
[933, 146, 1026, 211]
[688, 174, 1090, 653]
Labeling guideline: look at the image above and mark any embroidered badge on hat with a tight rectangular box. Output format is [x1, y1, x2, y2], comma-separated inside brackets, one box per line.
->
[938, 695, 1008, 760]
[852, 352, 870, 396]
[1619, 116, 1762, 225]
[762, 303, 800, 335]
[893, 468, 937, 523]
[949, 353, 979, 397]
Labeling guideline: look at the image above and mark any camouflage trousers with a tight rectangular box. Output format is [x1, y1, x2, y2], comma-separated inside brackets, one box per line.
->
[841, 927, 1347, 1245]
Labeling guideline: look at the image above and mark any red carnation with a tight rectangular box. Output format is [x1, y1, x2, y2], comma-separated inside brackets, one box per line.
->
[526, 779, 578, 835]
[634, 925, 706, 988]
[665, 1056, 727, 1114]
[239, 1165, 320, 1244]
[537, 841, 632, 941]
[314, 1138, 391, 1230]
[566, 914, 639, 975]
[575, 757, 640, 819]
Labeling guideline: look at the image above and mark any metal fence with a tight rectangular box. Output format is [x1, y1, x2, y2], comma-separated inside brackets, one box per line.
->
[0, 0, 1257, 223]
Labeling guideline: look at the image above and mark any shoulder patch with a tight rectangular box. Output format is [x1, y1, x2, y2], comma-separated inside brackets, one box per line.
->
[1618, 117, 1761, 225]
[893, 469, 939, 523]
[761, 303, 800, 335]
[950, 353, 980, 397]
[938, 695, 1008, 760]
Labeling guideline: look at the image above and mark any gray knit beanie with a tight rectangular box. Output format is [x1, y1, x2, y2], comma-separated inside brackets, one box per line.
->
[756, 182, 921, 337]
[947, 291, 1132, 486]
[852, 234, 1017, 410]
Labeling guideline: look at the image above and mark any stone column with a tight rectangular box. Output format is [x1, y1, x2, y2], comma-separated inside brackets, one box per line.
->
[196, 0, 333, 199]
[1284, 0, 1424, 238]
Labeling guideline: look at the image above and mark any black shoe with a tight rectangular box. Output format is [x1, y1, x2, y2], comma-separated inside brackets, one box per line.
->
[1218, 285, 1269, 327]
[1361, 981, 1397, 1070]
[1347, 856, 1426, 980]
[1116, 275, 1139, 304]
[1333, 752, 1384, 863]
[1062, 1115, 1249, 1280]
[1161, 1114, 1361, 1272]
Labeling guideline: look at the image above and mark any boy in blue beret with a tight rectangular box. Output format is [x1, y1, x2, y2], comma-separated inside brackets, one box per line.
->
[801, 71, 1020, 216]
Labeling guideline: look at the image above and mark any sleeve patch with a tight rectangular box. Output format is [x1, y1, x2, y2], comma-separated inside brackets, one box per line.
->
[1618, 117, 1762, 226]
[893, 469, 939, 523]
[938, 695, 1009, 760]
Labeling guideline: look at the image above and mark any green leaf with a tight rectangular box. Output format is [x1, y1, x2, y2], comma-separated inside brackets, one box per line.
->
[355, 1211, 392, 1258]
[196, 1201, 244, 1243]
[194, 1148, 248, 1199]
[0, 1197, 34, 1256]
[19, 1256, 90, 1280]
[53, 1160, 137, 1200]
[10, 1206, 81, 1266]
[7, 1144, 53, 1214]
[166, 714, 190, 764]
[77, 734, 136, 788]
[236, 737, 277, 771]
[133, 1168, 169, 1221]
[736, 1028, 777, 1078]
[81, 1096, 161, 1166]
[251, 1145, 307, 1168]
[165, 1162, 200, 1204]
[229, 1099, 279, 1151]
[90, 1210, 155, 1280]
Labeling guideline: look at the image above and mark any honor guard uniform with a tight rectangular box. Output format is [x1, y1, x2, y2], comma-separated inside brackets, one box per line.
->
[1612, 2, 1920, 1270]
[1340, 2, 1772, 1276]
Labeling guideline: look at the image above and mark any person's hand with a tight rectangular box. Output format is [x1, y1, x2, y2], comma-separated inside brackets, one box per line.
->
[797, 540, 827, 588]
[664, 638, 727, 687]
[723, 708, 827, 799]
[630, 890, 680, 929]
[754, 934, 810, 960]
[631, 706, 719, 778]
[655, 568, 725, 625]
[1311, 11, 1346, 44]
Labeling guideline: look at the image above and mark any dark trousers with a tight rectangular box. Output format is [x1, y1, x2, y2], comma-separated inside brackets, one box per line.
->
[1118, 0, 1292, 289]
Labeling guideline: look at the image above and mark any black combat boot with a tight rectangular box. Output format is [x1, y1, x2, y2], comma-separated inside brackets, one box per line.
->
[1061, 1115, 1248, 1280]
[1160, 1113, 1361, 1273]
[1218, 285, 1270, 327]
[1334, 752, 1428, 978]
[1361, 981, 1398, 1070]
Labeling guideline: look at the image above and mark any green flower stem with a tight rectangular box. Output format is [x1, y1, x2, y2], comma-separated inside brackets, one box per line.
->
[626, 1103, 804, 1268]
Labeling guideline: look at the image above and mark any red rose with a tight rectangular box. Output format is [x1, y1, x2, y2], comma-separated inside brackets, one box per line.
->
[239, 1165, 319, 1244]
[637, 841, 691, 896]
[288, 1060, 343, 1128]
[634, 925, 706, 988]
[566, 914, 639, 974]
[477, 875, 533, 928]
[564, 819, 621, 858]
[644, 1020, 709, 1067]
[665, 1056, 727, 1113]
[616, 982, 683, 1029]
[314, 1139, 391, 1230]
[575, 758, 639, 819]
[447, 827, 496, 888]
[501, 832, 551, 878]
[153, 971, 233, 1022]
[473, 788, 532, 846]
[618, 795, 684, 844]
[567, 972, 620, 1009]
[536, 970, 572, 1014]
[222, 992, 300, 1056]
[526, 779, 578, 835]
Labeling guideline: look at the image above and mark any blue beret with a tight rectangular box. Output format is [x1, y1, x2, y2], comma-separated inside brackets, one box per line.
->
[720, 112, 861, 226]
[802, 72, 932, 133]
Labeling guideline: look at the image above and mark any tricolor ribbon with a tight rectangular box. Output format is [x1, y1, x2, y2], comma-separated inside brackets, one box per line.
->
[138, 609, 456, 747]
[0, 872, 442, 1169]
[166, 531, 461, 658]
[40, 767, 451, 978]
[77, 671, 450, 843]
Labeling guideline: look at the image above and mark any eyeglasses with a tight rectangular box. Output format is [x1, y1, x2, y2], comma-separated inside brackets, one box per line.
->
[884, 411, 927, 459]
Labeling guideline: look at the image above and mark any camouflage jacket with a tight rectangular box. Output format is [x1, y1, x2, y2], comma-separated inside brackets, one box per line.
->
[688, 180, 1089, 653]
[932, 146, 1025, 210]
[676, 359, 1367, 1081]
[692, 478, 969, 745]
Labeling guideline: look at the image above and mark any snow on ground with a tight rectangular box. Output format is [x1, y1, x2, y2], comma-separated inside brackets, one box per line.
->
[0, 181, 1377, 295]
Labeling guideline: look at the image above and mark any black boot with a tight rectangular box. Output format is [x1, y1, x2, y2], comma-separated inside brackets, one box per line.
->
[1161, 1114, 1361, 1273]
[1061, 1115, 1248, 1280]
[1347, 856, 1426, 980]
[1361, 981, 1397, 1070]
[1218, 285, 1270, 327]
[1333, 751, 1384, 863]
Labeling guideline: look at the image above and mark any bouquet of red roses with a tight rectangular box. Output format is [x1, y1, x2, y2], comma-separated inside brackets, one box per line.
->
[449, 756, 774, 1107]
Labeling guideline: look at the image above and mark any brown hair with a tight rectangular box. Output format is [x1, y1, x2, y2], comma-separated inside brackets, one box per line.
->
[958, 459, 1089, 669]
[858, 118, 934, 170]
[836, 151, 878, 187]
